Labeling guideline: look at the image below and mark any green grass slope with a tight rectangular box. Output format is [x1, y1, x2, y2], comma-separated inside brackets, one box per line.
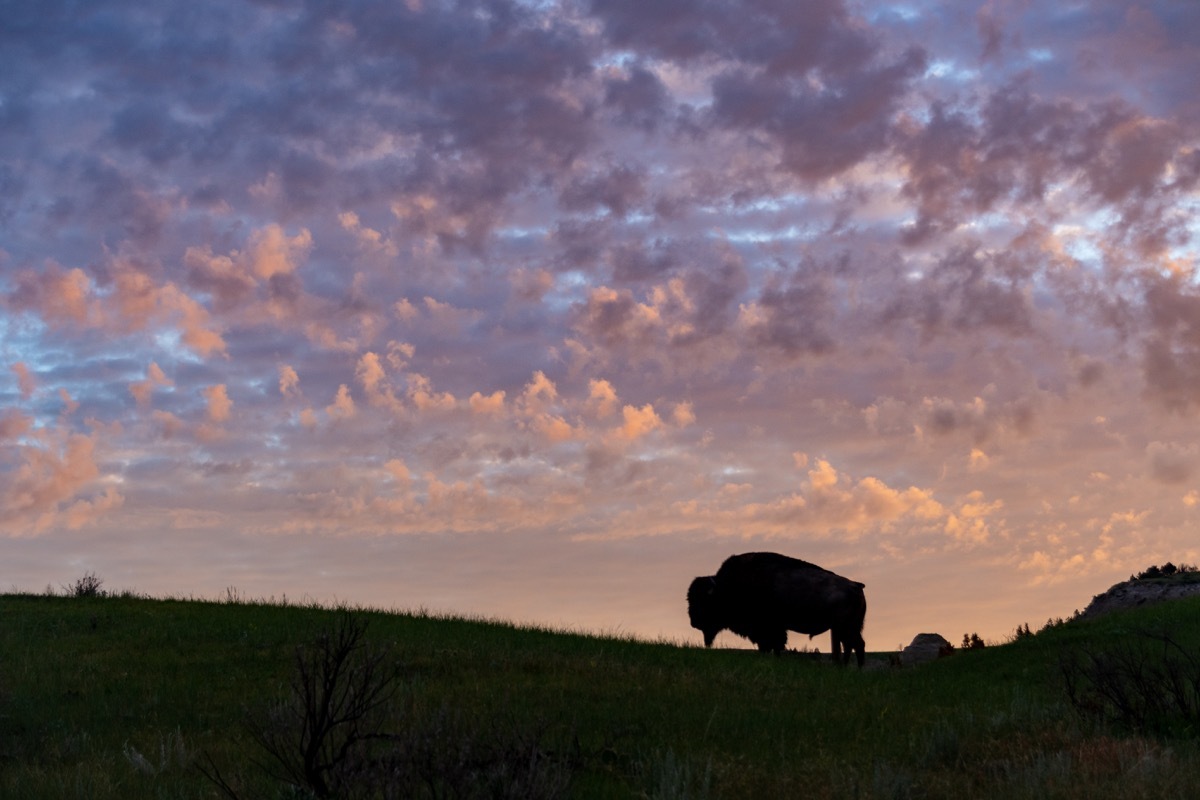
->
[3, 592, 1200, 799]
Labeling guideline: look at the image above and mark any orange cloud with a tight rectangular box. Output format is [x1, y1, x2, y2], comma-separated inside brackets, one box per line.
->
[0, 410, 34, 440]
[12, 362, 36, 400]
[469, 390, 506, 416]
[130, 362, 173, 407]
[279, 364, 301, 399]
[203, 384, 232, 423]
[247, 224, 313, 280]
[407, 373, 457, 412]
[672, 401, 696, 427]
[587, 379, 619, 419]
[326, 384, 357, 420]
[618, 403, 663, 440]
[0, 427, 115, 535]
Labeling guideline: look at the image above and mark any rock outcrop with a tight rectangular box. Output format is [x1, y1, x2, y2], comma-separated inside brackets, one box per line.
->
[900, 632, 953, 666]
[1078, 575, 1200, 622]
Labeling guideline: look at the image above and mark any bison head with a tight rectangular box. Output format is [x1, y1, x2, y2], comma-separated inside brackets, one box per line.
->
[686, 575, 722, 647]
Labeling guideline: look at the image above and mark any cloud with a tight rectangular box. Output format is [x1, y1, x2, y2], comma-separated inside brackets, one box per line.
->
[407, 373, 457, 412]
[587, 379, 619, 419]
[764, 459, 949, 537]
[130, 362, 173, 407]
[355, 352, 399, 412]
[326, 385, 357, 421]
[617, 403, 663, 440]
[1146, 441, 1198, 484]
[11, 363, 36, 400]
[384, 459, 412, 488]
[279, 364, 301, 399]
[469, 390, 507, 417]
[0, 410, 34, 441]
[672, 401, 696, 427]
[575, 287, 662, 349]
[250, 224, 309, 279]
[61, 487, 125, 531]
[0, 426, 116, 535]
[944, 491, 1003, 544]
[8, 266, 103, 327]
[203, 384, 232, 423]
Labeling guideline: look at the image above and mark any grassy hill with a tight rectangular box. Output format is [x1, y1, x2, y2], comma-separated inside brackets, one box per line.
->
[4, 591, 1200, 799]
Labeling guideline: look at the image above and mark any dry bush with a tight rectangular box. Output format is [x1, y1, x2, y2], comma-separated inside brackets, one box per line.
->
[64, 572, 105, 598]
[203, 611, 573, 799]
[1061, 630, 1200, 735]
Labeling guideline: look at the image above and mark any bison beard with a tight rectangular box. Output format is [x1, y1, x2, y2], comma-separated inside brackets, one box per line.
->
[686, 552, 867, 667]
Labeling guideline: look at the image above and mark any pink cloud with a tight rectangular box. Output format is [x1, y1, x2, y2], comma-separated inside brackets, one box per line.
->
[0, 426, 116, 535]
[278, 364, 301, 399]
[130, 362, 173, 407]
[326, 384, 357, 420]
[11, 363, 36, 400]
[468, 390, 506, 417]
[617, 403, 663, 440]
[203, 384, 233, 423]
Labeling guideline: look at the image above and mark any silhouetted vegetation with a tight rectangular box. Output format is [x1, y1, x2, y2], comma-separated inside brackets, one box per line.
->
[1061, 629, 1200, 736]
[202, 610, 573, 799]
[1132, 562, 1199, 581]
[961, 632, 985, 650]
[63, 571, 105, 598]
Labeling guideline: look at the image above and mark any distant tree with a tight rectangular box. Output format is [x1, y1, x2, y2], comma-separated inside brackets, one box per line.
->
[961, 633, 985, 650]
[1134, 562, 1198, 581]
[1014, 623, 1033, 641]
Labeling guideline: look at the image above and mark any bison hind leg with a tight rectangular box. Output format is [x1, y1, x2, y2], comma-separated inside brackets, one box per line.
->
[844, 631, 866, 668]
[832, 630, 865, 667]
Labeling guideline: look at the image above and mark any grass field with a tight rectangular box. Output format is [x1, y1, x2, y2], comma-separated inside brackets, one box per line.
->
[3, 589, 1200, 798]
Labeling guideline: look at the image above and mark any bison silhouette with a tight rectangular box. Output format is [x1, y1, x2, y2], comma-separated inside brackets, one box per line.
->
[687, 552, 867, 666]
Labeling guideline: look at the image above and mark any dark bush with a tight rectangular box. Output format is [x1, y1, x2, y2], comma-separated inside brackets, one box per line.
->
[1061, 630, 1200, 736]
[64, 572, 105, 598]
[203, 611, 574, 799]
[248, 611, 399, 797]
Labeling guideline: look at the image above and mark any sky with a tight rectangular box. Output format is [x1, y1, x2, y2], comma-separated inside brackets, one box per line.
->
[3, 0, 1200, 652]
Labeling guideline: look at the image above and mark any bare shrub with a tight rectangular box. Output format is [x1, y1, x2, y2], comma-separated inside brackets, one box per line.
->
[1061, 630, 1200, 735]
[203, 611, 573, 799]
[248, 611, 400, 797]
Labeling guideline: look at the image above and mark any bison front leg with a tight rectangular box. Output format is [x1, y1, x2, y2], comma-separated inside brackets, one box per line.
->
[830, 632, 847, 665]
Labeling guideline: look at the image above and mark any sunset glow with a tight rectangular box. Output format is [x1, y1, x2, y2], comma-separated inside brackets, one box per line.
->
[3, 0, 1200, 651]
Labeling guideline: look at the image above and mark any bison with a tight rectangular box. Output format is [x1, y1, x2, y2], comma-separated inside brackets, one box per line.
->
[687, 552, 867, 666]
